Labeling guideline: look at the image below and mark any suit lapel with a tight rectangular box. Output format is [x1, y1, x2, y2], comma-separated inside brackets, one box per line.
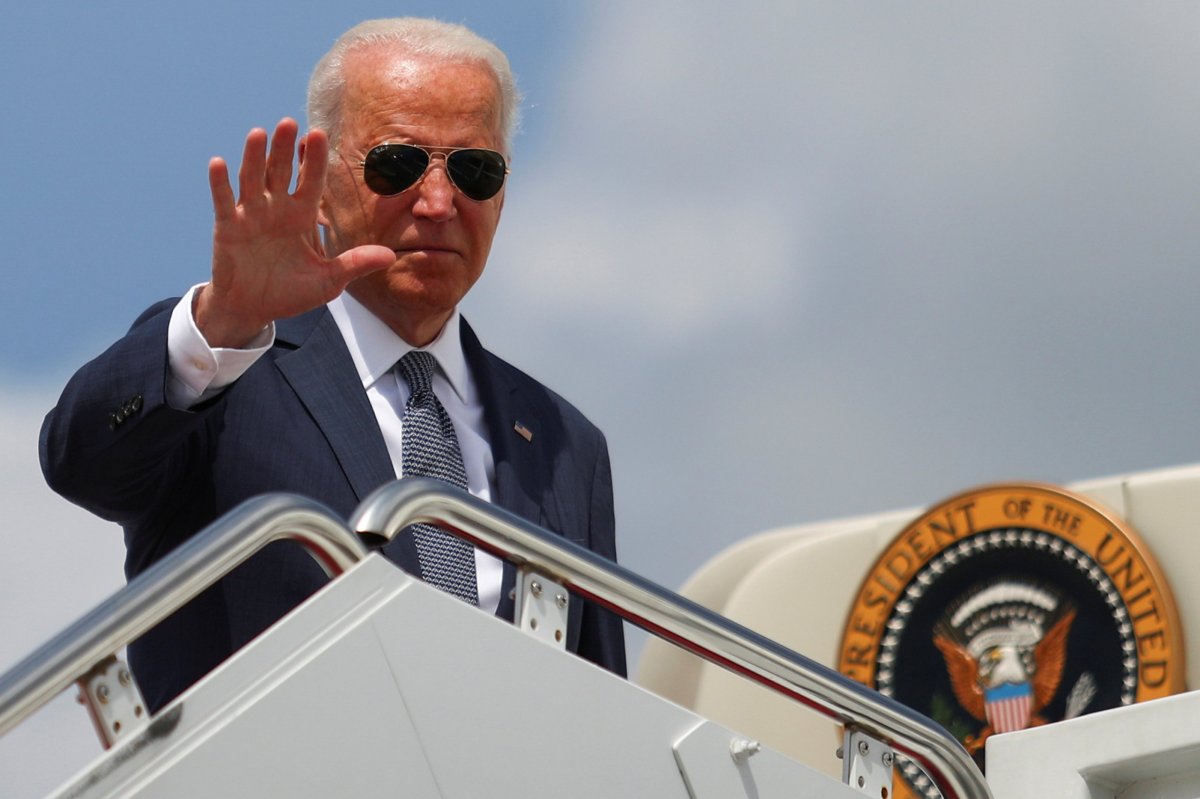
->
[460, 318, 545, 524]
[461, 318, 552, 620]
[273, 308, 397, 504]
[273, 308, 422, 576]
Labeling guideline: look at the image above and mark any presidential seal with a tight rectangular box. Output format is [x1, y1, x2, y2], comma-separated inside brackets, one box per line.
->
[837, 483, 1184, 797]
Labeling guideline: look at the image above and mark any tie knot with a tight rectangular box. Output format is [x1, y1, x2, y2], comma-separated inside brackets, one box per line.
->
[397, 350, 437, 396]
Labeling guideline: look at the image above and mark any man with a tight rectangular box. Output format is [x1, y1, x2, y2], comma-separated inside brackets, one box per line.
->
[40, 18, 625, 712]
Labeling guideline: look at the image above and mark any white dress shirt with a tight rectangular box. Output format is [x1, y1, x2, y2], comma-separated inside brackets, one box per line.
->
[165, 285, 504, 613]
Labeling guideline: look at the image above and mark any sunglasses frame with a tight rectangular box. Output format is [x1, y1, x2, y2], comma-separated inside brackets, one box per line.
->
[356, 143, 510, 202]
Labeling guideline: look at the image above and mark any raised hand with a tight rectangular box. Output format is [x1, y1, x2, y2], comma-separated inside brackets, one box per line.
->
[196, 118, 394, 348]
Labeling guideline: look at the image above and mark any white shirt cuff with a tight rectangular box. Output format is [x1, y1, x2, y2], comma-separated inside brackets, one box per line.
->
[166, 284, 275, 409]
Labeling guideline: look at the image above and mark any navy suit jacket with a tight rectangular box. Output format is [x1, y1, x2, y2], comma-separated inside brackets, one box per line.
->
[41, 299, 625, 710]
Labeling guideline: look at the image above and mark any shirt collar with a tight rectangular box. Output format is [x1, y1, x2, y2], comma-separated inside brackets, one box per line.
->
[327, 292, 470, 403]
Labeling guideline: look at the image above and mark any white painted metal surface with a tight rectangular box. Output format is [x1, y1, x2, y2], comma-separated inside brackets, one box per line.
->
[75, 656, 147, 749]
[673, 720, 860, 799]
[987, 689, 1200, 799]
[513, 569, 569, 650]
[45, 556, 861, 798]
[841, 728, 894, 796]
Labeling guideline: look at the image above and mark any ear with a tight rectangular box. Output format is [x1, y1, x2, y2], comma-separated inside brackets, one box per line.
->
[299, 136, 334, 229]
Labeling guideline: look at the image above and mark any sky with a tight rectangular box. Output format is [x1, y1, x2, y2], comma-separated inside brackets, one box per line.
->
[4, 1, 1200, 794]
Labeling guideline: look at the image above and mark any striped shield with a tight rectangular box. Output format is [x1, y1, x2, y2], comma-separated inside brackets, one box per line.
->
[985, 682, 1033, 733]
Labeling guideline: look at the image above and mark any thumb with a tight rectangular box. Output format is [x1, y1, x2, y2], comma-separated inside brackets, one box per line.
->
[332, 244, 396, 284]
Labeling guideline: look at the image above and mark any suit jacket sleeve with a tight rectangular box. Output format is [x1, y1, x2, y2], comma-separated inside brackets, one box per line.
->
[39, 298, 210, 531]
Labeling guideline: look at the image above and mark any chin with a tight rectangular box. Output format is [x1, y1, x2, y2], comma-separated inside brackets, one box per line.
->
[394, 279, 472, 314]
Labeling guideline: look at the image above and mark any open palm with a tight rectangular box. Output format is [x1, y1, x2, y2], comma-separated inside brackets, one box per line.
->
[198, 118, 393, 347]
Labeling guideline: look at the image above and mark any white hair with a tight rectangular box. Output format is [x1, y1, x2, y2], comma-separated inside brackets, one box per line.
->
[307, 18, 521, 155]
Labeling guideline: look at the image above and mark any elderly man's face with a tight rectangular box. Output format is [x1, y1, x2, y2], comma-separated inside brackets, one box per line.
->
[319, 48, 506, 344]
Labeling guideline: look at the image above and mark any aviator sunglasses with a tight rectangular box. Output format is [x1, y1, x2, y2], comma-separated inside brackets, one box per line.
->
[359, 143, 509, 202]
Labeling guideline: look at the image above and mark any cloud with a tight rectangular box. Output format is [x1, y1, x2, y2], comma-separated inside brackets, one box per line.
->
[471, 0, 1200, 595]
[493, 1, 1200, 339]
[495, 193, 805, 346]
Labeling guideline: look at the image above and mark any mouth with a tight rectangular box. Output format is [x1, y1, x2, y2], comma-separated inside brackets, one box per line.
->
[394, 245, 459, 257]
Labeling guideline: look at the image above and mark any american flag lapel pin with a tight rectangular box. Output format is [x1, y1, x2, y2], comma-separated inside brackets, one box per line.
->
[513, 421, 533, 442]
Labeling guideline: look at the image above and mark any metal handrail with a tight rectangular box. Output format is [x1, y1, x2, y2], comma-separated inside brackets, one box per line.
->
[350, 479, 993, 799]
[0, 493, 368, 738]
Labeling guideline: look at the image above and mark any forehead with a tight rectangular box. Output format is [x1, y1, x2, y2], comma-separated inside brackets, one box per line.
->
[339, 48, 503, 150]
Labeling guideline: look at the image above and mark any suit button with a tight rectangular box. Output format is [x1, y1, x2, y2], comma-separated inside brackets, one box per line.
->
[131, 395, 143, 412]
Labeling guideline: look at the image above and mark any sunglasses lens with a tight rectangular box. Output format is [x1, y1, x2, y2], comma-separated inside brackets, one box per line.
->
[362, 144, 429, 196]
[446, 149, 508, 201]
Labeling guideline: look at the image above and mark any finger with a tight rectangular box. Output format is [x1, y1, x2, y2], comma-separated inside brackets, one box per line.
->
[294, 128, 330, 206]
[264, 118, 298, 195]
[330, 244, 395, 287]
[237, 127, 269, 203]
[208, 157, 236, 221]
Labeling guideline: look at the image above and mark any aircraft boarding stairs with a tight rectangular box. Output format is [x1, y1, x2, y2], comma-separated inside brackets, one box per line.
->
[1, 476, 1196, 797]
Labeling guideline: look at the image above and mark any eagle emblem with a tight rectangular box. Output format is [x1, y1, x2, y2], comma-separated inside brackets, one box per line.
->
[932, 581, 1080, 753]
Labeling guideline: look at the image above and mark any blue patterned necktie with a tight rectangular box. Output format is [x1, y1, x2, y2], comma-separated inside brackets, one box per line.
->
[397, 350, 479, 605]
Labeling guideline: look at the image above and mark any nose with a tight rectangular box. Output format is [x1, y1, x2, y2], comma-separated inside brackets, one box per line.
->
[410, 156, 457, 222]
